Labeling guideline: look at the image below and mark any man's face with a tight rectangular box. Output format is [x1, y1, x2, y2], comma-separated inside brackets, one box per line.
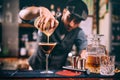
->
[62, 9, 81, 31]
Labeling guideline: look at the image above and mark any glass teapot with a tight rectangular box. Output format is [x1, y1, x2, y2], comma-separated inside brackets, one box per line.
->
[85, 34, 106, 73]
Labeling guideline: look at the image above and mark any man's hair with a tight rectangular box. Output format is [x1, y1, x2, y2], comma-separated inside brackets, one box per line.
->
[66, 0, 88, 20]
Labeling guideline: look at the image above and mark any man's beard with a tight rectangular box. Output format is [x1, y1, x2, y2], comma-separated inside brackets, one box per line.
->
[65, 25, 73, 31]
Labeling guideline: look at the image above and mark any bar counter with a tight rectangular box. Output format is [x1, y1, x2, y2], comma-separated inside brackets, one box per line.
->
[0, 69, 120, 80]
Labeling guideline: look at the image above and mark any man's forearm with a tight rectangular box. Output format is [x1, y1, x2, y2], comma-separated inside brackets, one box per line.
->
[19, 6, 59, 29]
[19, 6, 40, 20]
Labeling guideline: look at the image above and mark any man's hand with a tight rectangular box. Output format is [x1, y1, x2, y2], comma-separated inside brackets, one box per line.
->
[34, 7, 59, 31]
[80, 50, 87, 59]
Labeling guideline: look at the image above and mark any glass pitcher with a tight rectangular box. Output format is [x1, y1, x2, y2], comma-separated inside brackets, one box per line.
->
[34, 16, 57, 43]
[85, 34, 106, 73]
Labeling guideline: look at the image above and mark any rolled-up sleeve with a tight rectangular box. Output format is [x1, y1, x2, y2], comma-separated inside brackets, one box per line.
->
[19, 6, 36, 25]
[74, 30, 88, 55]
[20, 17, 36, 25]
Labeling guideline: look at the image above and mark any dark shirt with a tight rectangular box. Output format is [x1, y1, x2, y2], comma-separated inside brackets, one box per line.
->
[21, 17, 87, 70]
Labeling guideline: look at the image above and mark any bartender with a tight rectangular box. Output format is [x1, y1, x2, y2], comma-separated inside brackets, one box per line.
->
[19, 0, 88, 70]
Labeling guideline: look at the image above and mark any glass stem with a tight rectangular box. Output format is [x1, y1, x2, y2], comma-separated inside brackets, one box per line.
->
[45, 54, 49, 72]
[47, 36, 49, 43]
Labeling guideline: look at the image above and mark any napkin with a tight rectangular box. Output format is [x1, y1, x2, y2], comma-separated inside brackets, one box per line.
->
[55, 70, 81, 76]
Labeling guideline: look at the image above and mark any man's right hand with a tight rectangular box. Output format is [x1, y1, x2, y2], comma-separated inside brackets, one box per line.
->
[35, 7, 59, 31]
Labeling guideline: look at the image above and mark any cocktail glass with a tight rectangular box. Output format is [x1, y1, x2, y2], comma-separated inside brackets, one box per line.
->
[39, 42, 57, 74]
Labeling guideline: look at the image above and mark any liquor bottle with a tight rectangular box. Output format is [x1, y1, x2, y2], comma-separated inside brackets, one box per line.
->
[50, 4, 56, 16]
[86, 34, 106, 73]
[55, 6, 62, 18]
[19, 34, 28, 58]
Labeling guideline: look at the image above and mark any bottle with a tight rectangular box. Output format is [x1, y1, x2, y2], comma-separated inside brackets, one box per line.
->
[32, 31, 38, 41]
[19, 34, 28, 58]
[85, 34, 106, 73]
[55, 6, 62, 18]
[50, 4, 56, 16]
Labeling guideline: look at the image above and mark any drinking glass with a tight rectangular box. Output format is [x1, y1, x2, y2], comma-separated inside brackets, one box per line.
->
[39, 42, 57, 74]
[71, 56, 79, 69]
[100, 55, 115, 76]
[34, 17, 56, 43]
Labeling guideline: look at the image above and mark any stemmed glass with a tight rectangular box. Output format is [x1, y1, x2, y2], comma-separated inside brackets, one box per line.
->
[39, 42, 56, 73]
[38, 26, 56, 73]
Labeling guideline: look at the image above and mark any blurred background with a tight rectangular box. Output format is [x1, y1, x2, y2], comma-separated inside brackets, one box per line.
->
[0, 0, 120, 70]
